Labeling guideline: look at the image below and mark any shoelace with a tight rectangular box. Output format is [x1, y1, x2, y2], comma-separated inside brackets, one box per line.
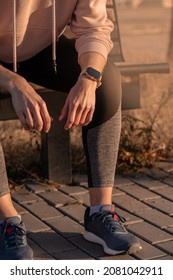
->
[92, 210, 127, 234]
[0, 221, 26, 249]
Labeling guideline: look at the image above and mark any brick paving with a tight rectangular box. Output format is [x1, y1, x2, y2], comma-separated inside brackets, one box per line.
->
[10, 161, 173, 260]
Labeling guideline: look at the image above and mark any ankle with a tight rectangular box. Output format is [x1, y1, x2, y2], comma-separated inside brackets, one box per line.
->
[0, 194, 18, 219]
[89, 187, 112, 206]
[0, 208, 19, 220]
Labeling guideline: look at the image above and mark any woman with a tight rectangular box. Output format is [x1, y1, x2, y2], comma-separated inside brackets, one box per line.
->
[0, 0, 141, 259]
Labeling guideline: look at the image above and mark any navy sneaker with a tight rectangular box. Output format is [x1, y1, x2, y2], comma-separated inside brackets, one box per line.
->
[0, 216, 33, 260]
[83, 205, 142, 255]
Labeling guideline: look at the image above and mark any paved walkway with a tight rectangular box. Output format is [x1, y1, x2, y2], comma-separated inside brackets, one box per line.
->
[11, 161, 173, 260]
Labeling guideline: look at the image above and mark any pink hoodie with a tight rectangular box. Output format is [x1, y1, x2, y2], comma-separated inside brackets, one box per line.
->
[0, 0, 114, 68]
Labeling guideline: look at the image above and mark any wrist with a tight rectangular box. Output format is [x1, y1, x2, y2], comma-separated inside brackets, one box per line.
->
[0, 65, 14, 90]
[79, 74, 98, 89]
[80, 67, 102, 88]
[0, 66, 20, 93]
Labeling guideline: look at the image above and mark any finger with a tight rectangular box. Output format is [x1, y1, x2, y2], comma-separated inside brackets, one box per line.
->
[59, 99, 69, 121]
[25, 108, 34, 129]
[18, 111, 29, 130]
[83, 108, 95, 126]
[39, 101, 52, 133]
[30, 105, 44, 132]
[77, 107, 90, 126]
[64, 103, 78, 130]
[70, 105, 86, 128]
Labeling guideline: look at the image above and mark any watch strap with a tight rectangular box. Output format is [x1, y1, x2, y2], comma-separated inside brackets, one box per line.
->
[80, 67, 102, 88]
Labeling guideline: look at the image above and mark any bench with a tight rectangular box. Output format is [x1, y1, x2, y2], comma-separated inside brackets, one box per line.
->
[107, 0, 170, 110]
[0, 0, 170, 183]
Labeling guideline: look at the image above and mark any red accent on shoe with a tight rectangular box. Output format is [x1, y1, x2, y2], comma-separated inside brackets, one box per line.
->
[6, 226, 13, 235]
[113, 214, 118, 220]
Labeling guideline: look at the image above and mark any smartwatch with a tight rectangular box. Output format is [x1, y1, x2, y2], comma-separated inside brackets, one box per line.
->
[80, 67, 102, 88]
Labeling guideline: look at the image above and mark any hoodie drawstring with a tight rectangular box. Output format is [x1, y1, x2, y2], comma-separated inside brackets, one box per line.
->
[12, 0, 58, 75]
[13, 0, 17, 73]
[52, 0, 57, 75]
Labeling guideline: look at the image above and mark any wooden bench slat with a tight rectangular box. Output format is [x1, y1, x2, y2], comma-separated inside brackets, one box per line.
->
[116, 62, 170, 75]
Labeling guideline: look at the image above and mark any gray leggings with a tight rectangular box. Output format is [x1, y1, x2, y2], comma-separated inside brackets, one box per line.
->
[0, 36, 121, 195]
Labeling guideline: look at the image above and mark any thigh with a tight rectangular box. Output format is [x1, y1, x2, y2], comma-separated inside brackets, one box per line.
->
[2, 37, 122, 117]
[20, 45, 122, 125]
[3, 36, 81, 93]
[86, 60, 122, 129]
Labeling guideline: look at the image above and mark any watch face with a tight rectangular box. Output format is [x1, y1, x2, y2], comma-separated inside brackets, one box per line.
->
[87, 67, 101, 79]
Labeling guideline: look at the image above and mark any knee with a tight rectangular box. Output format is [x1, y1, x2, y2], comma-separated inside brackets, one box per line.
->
[96, 60, 122, 113]
[104, 59, 121, 90]
[98, 60, 122, 100]
[88, 62, 122, 128]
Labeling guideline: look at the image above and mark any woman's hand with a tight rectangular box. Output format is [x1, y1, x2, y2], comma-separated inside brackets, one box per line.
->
[59, 75, 97, 130]
[5, 71, 52, 133]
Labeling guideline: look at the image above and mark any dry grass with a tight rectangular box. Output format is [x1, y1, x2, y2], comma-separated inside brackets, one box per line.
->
[0, 121, 42, 183]
[118, 70, 173, 173]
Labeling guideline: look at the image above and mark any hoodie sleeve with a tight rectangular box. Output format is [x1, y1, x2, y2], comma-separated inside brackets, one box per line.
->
[70, 0, 114, 61]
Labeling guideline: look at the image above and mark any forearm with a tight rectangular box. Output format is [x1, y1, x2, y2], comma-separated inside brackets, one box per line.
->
[79, 51, 106, 73]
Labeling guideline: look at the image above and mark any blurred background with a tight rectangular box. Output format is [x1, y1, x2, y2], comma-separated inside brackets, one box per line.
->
[1, 0, 173, 183]
[115, 0, 173, 172]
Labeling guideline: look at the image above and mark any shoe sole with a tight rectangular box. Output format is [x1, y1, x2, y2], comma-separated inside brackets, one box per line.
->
[83, 231, 142, 255]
